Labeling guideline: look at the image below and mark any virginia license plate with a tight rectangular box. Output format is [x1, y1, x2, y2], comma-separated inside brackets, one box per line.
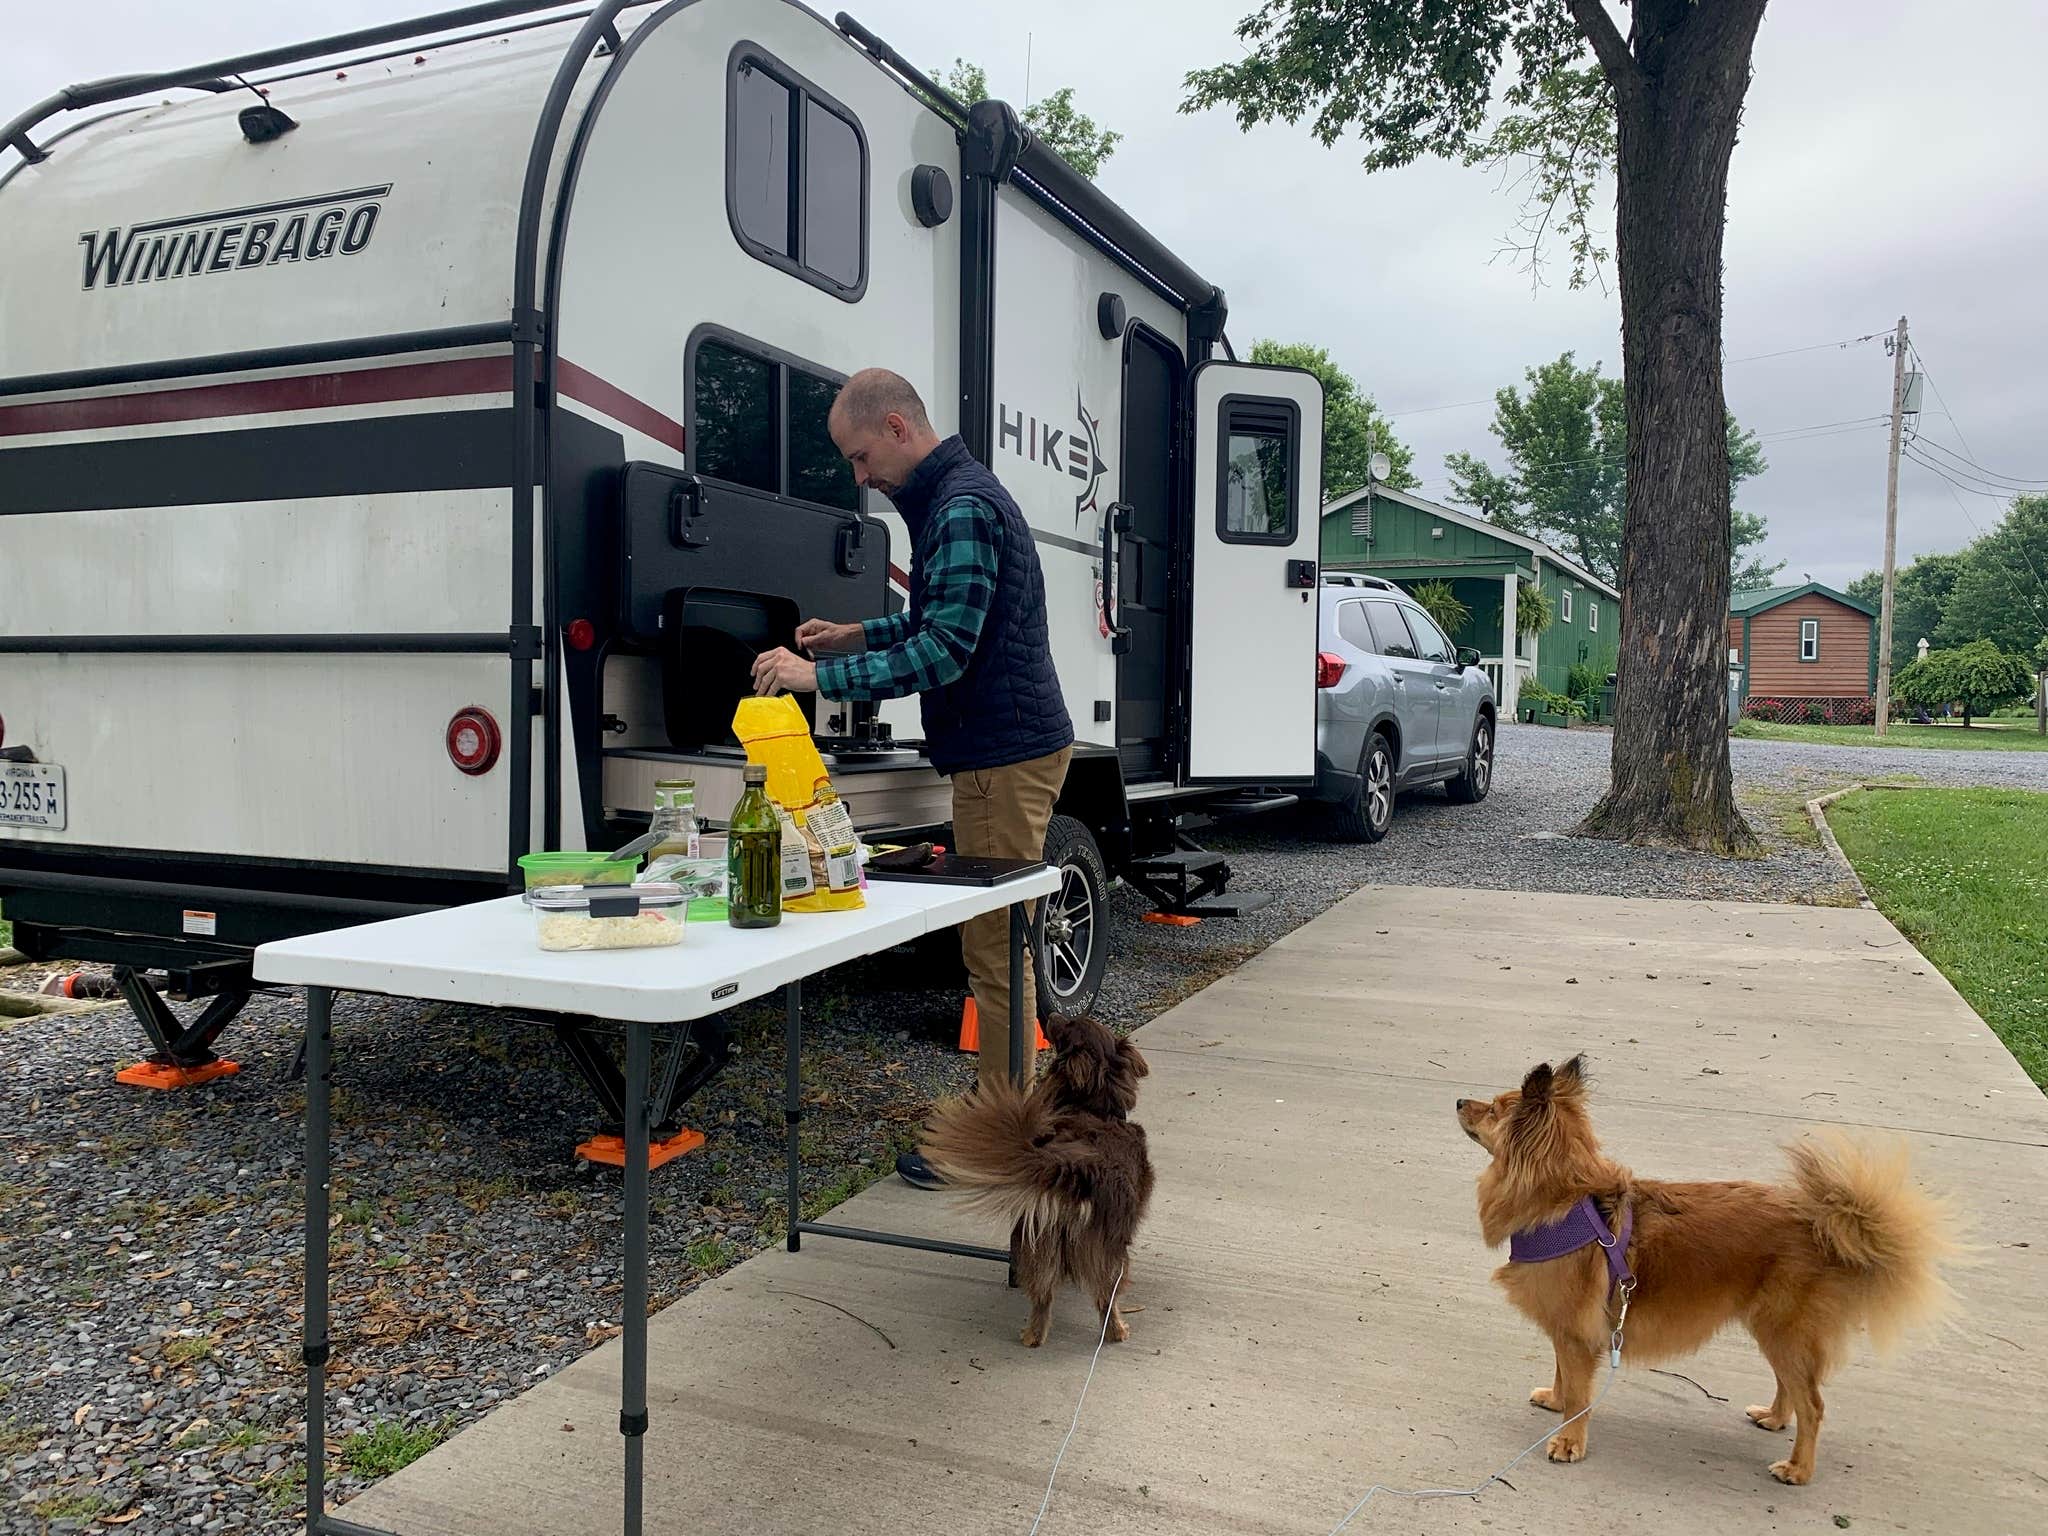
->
[0, 762, 66, 830]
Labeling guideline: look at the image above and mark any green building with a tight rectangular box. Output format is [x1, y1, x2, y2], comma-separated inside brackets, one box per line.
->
[1320, 484, 1622, 715]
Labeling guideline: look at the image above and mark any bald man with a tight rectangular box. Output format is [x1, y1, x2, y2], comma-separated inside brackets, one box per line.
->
[751, 371, 1074, 1189]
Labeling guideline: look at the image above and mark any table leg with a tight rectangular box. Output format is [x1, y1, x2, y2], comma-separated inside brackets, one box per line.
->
[1008, 903, 1026, 1087]
[784, 981, 802, 1253]
[303, 986, 333, 1535]
[621, 1025, 650, 1536]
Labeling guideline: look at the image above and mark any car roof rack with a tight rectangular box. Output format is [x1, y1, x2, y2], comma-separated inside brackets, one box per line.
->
[1322, 573, 1396, 591]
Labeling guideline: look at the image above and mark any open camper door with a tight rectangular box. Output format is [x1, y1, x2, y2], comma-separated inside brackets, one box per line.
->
[1185, 363, 1323, 782]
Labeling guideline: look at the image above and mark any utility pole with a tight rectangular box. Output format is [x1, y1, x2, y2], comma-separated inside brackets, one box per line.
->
[1874, 315, 1908, 736]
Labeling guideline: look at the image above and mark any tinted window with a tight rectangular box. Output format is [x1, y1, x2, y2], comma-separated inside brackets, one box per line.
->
[1364, 600, 1418, 659]
[731, 63, 792, 258]
[1336, 601, 1377, 652]
[693, 340, 777, 494]
[728, 52, 867, 300]
[803, 99, 863, 289]
[788, 367, 857, 511]
[1404, 605, 1454, 662]
[1219, 398, 1296, 543]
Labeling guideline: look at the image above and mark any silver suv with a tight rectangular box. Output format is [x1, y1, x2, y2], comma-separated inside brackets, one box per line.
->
[1311, 576, 1497, 841]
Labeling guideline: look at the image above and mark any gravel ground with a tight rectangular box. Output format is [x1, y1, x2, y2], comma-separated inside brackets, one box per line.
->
[4, 724, 2041, 1532]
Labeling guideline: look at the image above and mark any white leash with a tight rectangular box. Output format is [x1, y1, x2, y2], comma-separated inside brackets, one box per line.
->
[1025, 1266, 1124, 1536]
[1326, 1278, 1638, 1533]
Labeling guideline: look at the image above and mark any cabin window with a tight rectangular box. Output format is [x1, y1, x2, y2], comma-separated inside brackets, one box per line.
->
[1217, 397, 1300, 544]
[1560, 590, 1573, 624]
[1801, 618, 1819, 661]
[727, 49, 869, 301]
[689, 332, 860, 513]
[1588, 599, 1598, 633]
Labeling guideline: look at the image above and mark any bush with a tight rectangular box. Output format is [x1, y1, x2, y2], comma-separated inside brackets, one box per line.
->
[1803, 702, 1826, 724]
[1893, 641, 2034, 725]
[1565, 662, 1604, 701]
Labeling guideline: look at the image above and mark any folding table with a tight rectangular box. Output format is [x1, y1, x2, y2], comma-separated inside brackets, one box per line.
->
[253, 866, 1058, 1536]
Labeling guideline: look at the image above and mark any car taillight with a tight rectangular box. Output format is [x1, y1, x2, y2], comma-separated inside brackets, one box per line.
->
[1316, 651, 1347, 689]
[446, 707, 501, 775]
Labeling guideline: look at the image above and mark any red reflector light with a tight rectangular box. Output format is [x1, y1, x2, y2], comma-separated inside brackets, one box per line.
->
[0, 709, 6, 749]
[1316, 651, 1347, 689]
[446, 707, 501, 775]
[566, 618, 596, 652]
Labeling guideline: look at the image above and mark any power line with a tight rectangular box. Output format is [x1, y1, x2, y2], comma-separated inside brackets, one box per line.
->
[1902, 442, 2047, 500]
[1901, 453, 2048, 624]
[1382, 330, 1889, 420]
[1908, 433, 2048, 489]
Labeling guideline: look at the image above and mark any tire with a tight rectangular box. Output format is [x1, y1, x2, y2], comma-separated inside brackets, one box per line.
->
[1327, 730, 1395, 843]
[1036, 814, 1108, 1019]
[1446, 712, 1495, 804]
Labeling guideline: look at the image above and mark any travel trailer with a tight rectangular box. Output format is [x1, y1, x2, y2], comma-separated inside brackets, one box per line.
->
[0, 0, 1325, 1077]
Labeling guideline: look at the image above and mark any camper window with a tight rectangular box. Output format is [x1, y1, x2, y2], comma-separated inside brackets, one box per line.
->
[1217, 397, 1299, 545]
[689, 332, 860, 513]
[727, 49, 869, 300]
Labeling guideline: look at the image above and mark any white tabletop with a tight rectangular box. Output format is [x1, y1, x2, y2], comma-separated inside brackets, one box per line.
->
[253, 869, 1059, 1023]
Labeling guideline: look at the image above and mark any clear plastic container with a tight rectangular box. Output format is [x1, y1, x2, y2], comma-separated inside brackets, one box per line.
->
[519, 850, 639, 895]
[529, 882, 685, 951]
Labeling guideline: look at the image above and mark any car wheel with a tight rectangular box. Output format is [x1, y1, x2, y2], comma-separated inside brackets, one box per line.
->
[1446, 713, 1494, 804]
[1328, 730, 1395, 843]
[1036, 815, 1107, 1019]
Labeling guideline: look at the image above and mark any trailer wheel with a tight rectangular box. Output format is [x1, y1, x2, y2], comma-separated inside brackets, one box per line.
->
[1036, 815, 1107, 1020]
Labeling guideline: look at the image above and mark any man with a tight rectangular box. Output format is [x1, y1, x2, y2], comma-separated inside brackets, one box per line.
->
[751, 369, 1074, 1189]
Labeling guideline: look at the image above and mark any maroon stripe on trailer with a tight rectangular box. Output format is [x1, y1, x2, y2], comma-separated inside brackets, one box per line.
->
[0, 355, 517, 438]
[556, 359, 686, 452]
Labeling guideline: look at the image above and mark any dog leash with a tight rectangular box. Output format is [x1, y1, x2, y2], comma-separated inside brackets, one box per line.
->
[1323, 1285, 1636, 1533]
[1025, 1266, 1124, 1536]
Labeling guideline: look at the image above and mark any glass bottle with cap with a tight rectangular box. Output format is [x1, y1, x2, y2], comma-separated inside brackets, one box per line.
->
[648, 779, 701, 860]
[726, 763, 781, 928]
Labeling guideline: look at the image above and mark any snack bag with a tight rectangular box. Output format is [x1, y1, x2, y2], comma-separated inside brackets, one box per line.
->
[732, 697, 865, 912]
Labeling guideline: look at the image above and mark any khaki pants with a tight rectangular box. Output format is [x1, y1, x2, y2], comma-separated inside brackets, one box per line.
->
[950, 745, 1071, 1087]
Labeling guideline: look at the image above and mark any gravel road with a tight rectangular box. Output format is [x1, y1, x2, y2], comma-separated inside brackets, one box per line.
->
[4, 724, 2040, 1532]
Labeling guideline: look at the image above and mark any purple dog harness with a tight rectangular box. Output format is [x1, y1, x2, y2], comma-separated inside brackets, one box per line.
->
[1510, 1195, 1636, 1295]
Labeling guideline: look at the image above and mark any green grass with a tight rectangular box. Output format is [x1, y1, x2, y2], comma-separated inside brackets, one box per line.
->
[339, 1418, 451, 1478]
[162, 1334, 217, 1366]
[31, 1491, 106, 1521]
[1827, 788, 2048, 1089]
[1733, 719, 2048, 751]
[0, 1418, 41, 1456]
[685, 1236, 740, 1273]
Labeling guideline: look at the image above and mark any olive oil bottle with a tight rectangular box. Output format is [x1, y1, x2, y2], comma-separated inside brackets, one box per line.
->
[726, 764, 781, 928]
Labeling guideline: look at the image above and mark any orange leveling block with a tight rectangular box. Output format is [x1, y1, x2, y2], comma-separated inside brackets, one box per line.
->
[956, 997, 1050, 1054]
[1141, 912, 1202, 927]
[115, 1058, 241, 1090]
[576, 1128, 706, 1170]
[110, 968, 249, 1090]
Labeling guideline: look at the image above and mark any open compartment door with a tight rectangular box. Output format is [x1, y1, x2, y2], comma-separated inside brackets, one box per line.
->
[1184, 363, 1323, 782]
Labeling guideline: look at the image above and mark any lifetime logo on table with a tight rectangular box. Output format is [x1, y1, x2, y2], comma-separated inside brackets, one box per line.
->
[76, 184, 390, 291]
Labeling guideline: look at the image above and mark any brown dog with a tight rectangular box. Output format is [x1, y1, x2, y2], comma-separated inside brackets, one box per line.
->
[920, 1015, 1153, 1348]
[1456, 1056, 1953, 1484]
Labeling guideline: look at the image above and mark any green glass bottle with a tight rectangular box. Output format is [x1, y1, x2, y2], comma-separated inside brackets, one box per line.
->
[726, 763, 781, 928]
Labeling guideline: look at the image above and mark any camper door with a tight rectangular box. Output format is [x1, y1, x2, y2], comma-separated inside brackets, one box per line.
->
[1184, 363, 1323, 782]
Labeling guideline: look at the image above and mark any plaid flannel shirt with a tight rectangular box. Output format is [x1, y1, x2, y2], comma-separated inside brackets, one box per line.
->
[814, 494, 1001, 702]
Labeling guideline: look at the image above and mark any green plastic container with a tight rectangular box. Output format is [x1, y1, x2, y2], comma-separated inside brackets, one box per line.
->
[518, 850, 639, 893]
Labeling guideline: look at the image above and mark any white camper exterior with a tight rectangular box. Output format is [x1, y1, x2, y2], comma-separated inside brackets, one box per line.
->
[0, 0, 1323, 1028]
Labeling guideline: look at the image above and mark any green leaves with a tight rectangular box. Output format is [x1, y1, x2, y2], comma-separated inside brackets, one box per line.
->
[1249, 339, 1416, 498]
[1407, 580, 1473, 637]
[1892, 640, 2036, 722]
[933, 59, 1122, 181]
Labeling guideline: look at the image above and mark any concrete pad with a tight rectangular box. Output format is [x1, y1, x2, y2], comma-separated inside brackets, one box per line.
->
[342, 887, 2048, 1535]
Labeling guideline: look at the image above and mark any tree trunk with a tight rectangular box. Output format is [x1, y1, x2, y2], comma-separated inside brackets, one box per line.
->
[1577, 0, 1769, 853]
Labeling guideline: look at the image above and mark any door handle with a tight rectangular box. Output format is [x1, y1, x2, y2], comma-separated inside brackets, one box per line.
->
[1102, 501, 1132, 655]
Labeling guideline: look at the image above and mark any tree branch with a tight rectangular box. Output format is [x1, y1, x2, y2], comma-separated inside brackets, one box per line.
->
[1566, 0, 1645, 102]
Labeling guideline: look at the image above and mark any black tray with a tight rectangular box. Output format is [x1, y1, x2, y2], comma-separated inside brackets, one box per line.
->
[864, 854, 1048, 888]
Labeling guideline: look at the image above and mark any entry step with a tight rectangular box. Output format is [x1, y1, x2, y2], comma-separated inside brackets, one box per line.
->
[1207, 792, 1300, 817]
[1180, 891, 1275, 918]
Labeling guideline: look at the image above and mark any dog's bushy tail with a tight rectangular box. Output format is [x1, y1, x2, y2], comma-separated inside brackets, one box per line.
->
[1786, 1131, 1958, 1350]
[920, 1079, 1085, 1243]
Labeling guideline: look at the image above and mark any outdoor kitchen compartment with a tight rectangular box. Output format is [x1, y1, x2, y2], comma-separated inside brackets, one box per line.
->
[615, 460, 896, 752]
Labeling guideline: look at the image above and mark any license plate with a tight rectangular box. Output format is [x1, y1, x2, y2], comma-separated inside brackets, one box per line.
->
[0, 762, 66, 830]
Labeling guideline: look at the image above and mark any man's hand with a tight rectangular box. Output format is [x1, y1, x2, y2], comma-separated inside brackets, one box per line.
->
[751, 647, 817, 696]
[795, 618, 864, 655]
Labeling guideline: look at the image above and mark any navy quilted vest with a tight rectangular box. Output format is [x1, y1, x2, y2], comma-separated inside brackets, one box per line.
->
[893, 437, 1073, 776]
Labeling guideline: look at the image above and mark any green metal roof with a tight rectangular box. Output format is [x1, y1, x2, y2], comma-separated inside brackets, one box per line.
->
[1729, 581, 1878, 618]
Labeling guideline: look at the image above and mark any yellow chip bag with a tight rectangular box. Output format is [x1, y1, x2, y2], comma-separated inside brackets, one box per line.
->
[731, 696, 864, 911]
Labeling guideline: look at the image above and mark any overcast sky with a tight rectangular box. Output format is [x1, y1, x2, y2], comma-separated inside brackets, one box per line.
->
[8, 0, 2045, 590]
